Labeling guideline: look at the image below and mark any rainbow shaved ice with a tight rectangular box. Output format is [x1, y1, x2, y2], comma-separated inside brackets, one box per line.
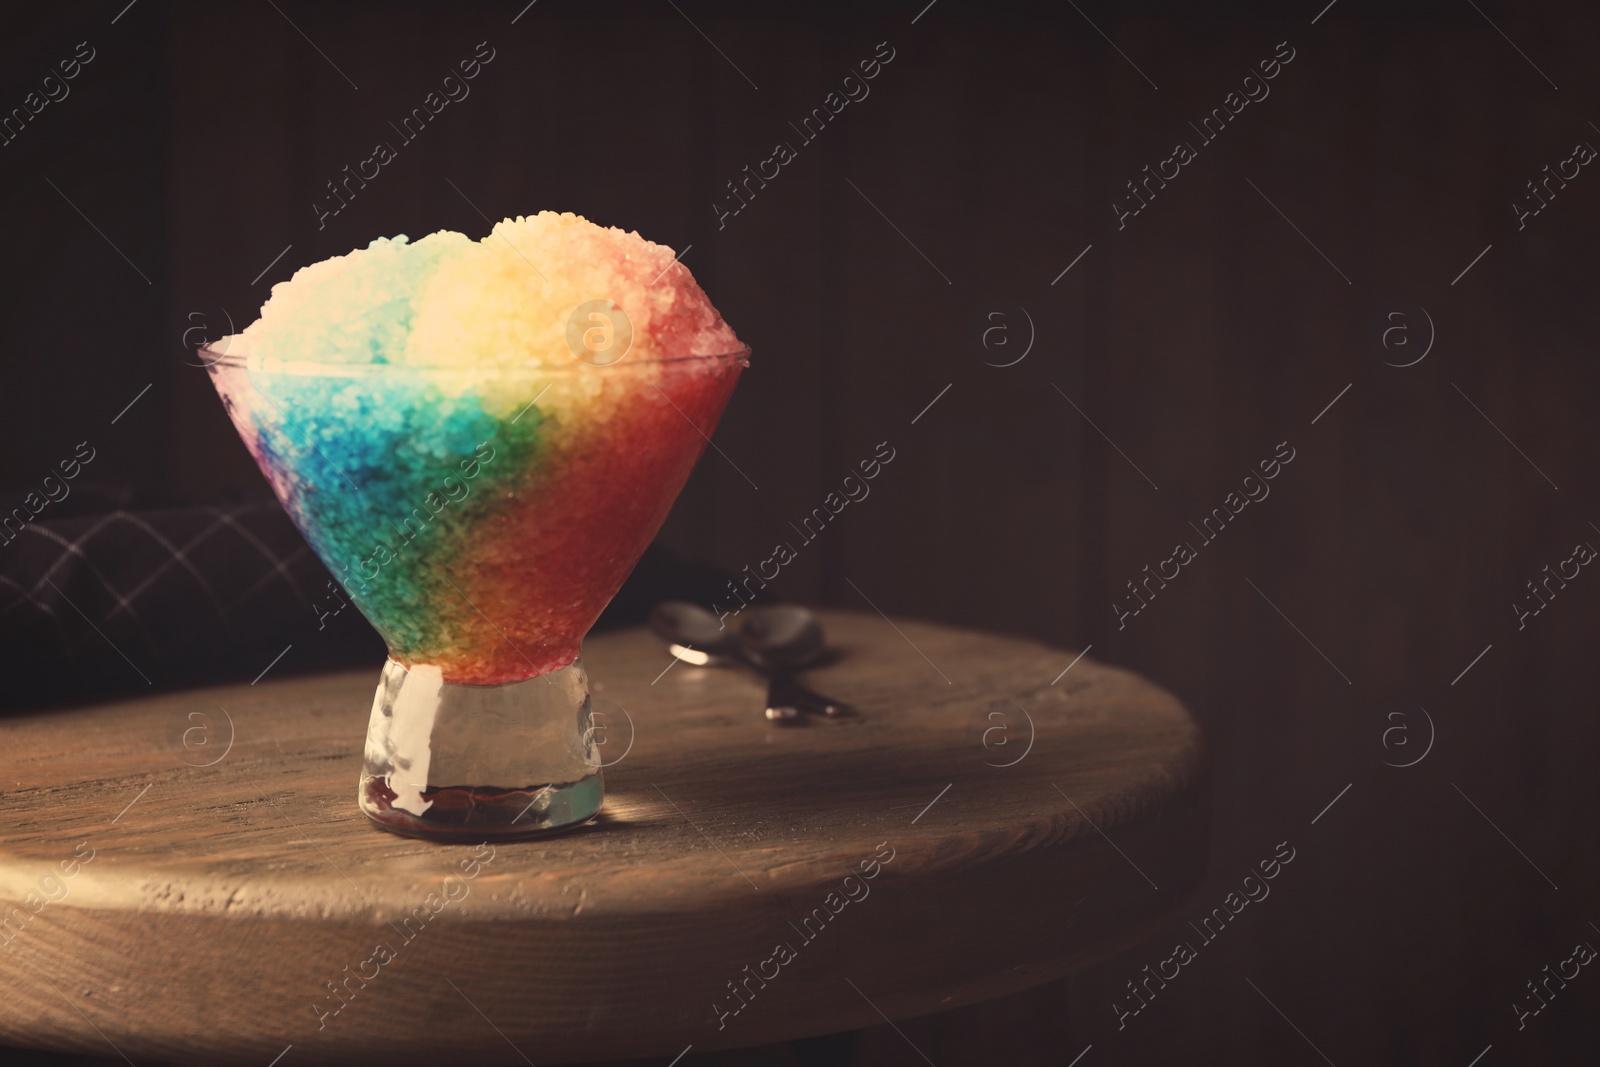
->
[211, 212, 745, 684]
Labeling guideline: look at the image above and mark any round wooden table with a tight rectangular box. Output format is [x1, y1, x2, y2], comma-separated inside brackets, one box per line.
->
[0, 611, 1205, 1065]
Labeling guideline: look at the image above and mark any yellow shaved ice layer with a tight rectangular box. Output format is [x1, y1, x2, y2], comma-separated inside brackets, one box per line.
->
[406, 212, 738, 368]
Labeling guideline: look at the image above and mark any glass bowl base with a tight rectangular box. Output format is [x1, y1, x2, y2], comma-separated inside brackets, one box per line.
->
[357, 656, 603, 841]
[358, 773, 603, 840]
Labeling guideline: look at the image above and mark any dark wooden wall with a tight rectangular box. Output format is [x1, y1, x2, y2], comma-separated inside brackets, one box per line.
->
[4, 1, 1600, 1063]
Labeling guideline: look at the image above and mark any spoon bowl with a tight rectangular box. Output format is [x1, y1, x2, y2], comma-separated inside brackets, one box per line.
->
[738, 604, 825, 668]
[648, 601, 741, 659]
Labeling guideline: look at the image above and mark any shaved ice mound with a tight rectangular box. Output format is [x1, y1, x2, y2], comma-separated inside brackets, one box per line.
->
[243, 212, 740, 368]
[212, 214, 747, 684]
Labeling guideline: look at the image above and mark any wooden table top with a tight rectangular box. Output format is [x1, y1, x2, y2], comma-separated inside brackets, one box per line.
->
[0, 611, 1206, 1065]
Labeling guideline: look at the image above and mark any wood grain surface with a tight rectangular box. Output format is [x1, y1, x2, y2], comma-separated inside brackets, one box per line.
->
[0, 611, 1205, 1065]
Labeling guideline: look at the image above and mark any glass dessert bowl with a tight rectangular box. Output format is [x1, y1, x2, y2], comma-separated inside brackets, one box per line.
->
[205, 339, 748, 840]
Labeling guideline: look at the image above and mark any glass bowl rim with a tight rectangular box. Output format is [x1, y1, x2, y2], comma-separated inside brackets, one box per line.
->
[199, 341, 751, 376]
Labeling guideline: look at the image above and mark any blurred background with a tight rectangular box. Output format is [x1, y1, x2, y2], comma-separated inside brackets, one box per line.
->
[3, 0, 1599, 1063]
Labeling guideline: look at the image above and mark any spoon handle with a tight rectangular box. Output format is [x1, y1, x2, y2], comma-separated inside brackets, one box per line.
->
[766, 673, 855, 720]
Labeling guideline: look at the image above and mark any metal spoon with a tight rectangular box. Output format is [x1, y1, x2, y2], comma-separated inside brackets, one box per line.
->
[738, 605, 855, 720]
[646, 600, 814, 719]
[647, 601, 853, 721]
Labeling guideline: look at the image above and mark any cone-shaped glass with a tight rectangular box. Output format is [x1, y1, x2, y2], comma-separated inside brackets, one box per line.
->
[205, 339, 747, 839]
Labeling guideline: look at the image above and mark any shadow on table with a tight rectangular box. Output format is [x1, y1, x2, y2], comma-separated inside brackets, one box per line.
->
[0, 1033, 860, 1067]
[573, 1032, 858, 1066]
